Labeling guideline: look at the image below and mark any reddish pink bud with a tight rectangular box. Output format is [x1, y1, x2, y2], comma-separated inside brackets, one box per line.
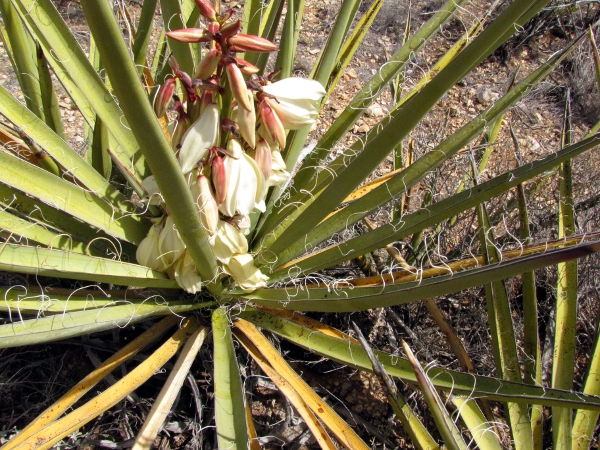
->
[234, 57, 260, 75]
[195, 49, 221, 79]
[207, 21, 220, 35]
[220, 20, 242, 39]
[254, 139, 272, 181]
[259, 99, 285, 148]
[227, 34, 279, 52]
[212, 154, 227, 204]
[194, 0, 217, 21]
[166, 28, 211, 43]
[154, 77, 176, 117]
[225, 61, 251, 112]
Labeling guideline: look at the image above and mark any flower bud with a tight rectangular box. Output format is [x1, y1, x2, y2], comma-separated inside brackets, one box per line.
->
[262, 78, 326, 129]
[259, 99, 286, 148]
[254, 139, 271, 181]
[236, 90, 256, 148]
[225, 60, 251, 112]
[178, 103, 220, 173]
[154, 78, 176, 117]
[196, 174, 219, 235]
[194, 0, 217, 21]
[207, 21, 220, 35]
[234, 57, 260, 75]
[166, 28, 211, 43]
[220, 19, 242, 39]
[227, 34, 279, 52]
[195, 49, 221, 79]
[211, 154, 227, 204]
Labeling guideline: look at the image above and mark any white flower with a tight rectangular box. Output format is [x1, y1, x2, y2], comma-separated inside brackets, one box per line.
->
[178, 103, 220, 173]
[194, 174, 219, 235]
[218, 139, 266, 217]
[209, 220, 248, 264]
[173, 251, 203, 294]
[267, 150, 291, 187]
[136, 221, 169, 272]
[158, 215, 186, 267]
[262, 78, 326, 129]
[223, 253, 268, 292]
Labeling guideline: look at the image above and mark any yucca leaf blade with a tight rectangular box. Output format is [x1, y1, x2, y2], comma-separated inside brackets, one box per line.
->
[0, 301, 201, 348]
[0, 245, 179, 288]
[269, 134, 600, 279]
[11, 0, 149, 181]
[212, 307, 249, 450]
[9, 317, 200, 449]
[0, 151, 148, 244]
[240, 309, 600, 410]
[244, 240, 600, 312]
[1, 316, 179, 450]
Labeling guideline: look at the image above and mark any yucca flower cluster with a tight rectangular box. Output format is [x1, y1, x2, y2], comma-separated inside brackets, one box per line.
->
[136, 0, 326, 293]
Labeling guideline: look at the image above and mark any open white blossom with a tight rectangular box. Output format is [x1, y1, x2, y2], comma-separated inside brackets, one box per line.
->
[262, 78, 326, 129]
[178, 103, 220, 173]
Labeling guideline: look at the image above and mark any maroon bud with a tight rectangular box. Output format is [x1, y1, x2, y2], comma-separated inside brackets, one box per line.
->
[154, 77, 176, 117]
[234, 57, 260, 75]
[166, 28, 211, 43]
[194, 0, 217, 21]
[227, 34, 279, 52]
[207, 21, 220, 36]
[220, 19, 242, 39]
[212, 154, 227, 204]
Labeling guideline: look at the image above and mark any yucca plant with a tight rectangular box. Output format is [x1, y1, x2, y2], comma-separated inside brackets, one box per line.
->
[1, 0, 600, 448]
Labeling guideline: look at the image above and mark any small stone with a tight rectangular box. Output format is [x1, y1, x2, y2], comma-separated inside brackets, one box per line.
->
[366, 104, 385, 117]
[346, 68, 357, 79]
[357, 123, 370, 133]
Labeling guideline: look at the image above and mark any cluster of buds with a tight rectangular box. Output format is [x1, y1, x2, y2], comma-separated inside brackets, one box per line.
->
[137, 0, 326, 293]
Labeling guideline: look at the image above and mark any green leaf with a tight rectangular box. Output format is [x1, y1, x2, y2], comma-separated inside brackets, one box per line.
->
[0, 151, 149, 244]
[0, 244, 179, 288]
[451, 396, 503, 450]
[403, 340, 467, 450]
[242, 240, 600, 312]
[240, 309, 600, 410]
[268, 133, 600, 280]
[0, 0, 43, 118]
[0, 286, 184, 313]
[212, 307, 249, 449]
[0, 84, 132, 213]
[353, 324, 439, 450]
[553, 91, 578, 450]
[0, 301, 204, 348]
[11, 0, 149, 181]
[255, 0, 553, 255]
[478, 201, 533, 449]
